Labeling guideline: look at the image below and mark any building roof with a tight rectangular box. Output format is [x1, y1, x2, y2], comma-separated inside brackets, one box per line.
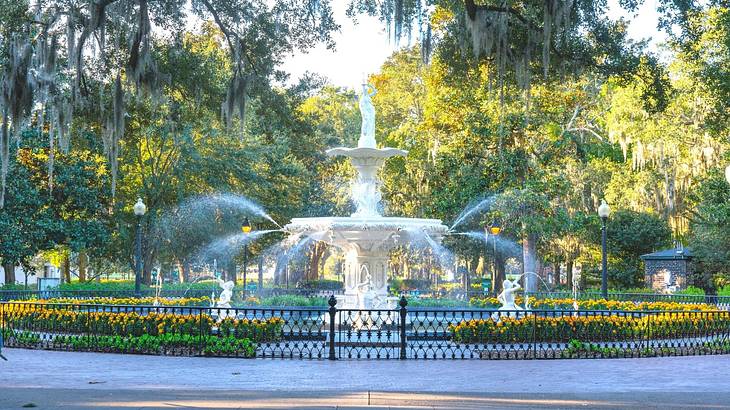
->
[640, 248, 693, 261]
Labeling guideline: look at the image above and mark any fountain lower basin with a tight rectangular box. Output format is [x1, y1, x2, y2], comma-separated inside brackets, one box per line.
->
[285, 216, 449, 308]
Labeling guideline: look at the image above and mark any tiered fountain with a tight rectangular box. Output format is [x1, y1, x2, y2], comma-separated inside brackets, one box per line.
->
[285, 82, 449, 309]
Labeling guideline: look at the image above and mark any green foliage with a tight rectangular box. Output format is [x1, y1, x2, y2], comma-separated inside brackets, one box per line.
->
[390, 278, 432, 291]
[0, 283, 30, 290]
[675, 286, 705, 296]
[405, 298, 465, 308]
[688, 171, 730, 290]
[1, 1, 730, 296]
[258, 295, 328, 307]
[0, 134, 110, 274]
[58, 281, 137, 291]
[42, 334, 256, 357]
[603, 210, 672, 288]
[296, 279, 343, 290]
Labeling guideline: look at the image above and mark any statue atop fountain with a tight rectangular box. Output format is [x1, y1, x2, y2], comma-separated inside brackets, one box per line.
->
[358, 83, 377, 148]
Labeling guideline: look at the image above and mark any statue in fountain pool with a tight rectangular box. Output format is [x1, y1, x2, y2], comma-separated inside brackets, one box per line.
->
[497, 279, 523, 312]
[358, 83, 377, 148]
[356, 272, 383, 309]
[215, 278, 234, 309]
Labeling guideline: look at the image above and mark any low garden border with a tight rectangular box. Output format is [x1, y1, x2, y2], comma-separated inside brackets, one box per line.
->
[1, 297, 729, 360]
[4, 289, 729, 307]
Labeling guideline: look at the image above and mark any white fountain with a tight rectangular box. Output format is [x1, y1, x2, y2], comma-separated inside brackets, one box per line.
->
[285, 82, 449, 309]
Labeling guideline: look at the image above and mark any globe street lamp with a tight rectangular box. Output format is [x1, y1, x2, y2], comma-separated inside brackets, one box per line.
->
[598, 199, 611, 299]
[486, 222, 501, 295]
[241, 217, 252, 296]
[133, 198, 147, 297]
[725, 165, 730, 185]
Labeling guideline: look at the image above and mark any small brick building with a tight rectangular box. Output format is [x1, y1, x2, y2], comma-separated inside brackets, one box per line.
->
[640, 247, 692, 292]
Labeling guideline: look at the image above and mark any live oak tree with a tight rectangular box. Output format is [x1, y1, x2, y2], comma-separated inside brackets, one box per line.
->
[0, 130, 110, 283]
[0, 0, 339, 207]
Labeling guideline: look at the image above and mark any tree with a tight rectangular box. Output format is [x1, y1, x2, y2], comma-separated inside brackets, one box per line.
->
[0, 130, 110, 284]
[687, 171, 730, 291]
[603, 210, 672, 288]
[0, 148, 53, 283]
[0, 0, 339, 207]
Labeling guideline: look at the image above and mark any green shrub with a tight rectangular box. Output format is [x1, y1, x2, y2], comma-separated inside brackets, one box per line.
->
[675, 286, 705, 296]
[718, 285, 730, 297]
[259, 295, 328, 306]
[49, 333, 257, 357]
[0, 283, 31, 290]
[390, 278, 431, 291]
[297, 279, 343, 290]
[406, 298, 465, 308]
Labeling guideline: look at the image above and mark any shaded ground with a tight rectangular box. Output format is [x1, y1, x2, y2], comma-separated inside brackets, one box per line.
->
[1, 348, 729, 409]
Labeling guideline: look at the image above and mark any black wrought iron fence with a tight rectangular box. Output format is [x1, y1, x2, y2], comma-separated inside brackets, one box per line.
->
[1, 298, 728, 360]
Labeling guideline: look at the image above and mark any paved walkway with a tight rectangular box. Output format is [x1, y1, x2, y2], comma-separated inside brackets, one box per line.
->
[1, 348, 730, 409]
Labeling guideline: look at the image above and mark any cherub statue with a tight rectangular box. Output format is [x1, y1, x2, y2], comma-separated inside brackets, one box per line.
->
[356, 272, 374, 310]
[215, 278, 234, 309]
[497, 279, 523, 312]
[358, 82, 377, 148]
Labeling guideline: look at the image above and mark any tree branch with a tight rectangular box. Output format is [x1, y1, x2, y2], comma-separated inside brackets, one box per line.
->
[464, 0, 541, 31]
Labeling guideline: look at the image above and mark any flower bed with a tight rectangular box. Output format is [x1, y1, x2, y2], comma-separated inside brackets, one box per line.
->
[1, 303, 284, 343]
[17, 296, 212, 307]
[3, 330, 257, 357]
[468, 297, 717, 311]
[450, 311, 730, 344]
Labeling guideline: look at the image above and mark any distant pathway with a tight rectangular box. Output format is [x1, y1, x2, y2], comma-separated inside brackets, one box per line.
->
[1, 348, 729, 409]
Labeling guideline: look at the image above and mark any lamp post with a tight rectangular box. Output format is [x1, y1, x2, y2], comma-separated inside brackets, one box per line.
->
[486, 222, 501, 295]
[598, 199, 611, 299]
[133, 198, 147, 297]
[241, 217, 252, 297]
[725, 165, 730, 185]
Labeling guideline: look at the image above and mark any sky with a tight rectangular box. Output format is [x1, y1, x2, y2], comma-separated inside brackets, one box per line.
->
[281, 1, 668, 89]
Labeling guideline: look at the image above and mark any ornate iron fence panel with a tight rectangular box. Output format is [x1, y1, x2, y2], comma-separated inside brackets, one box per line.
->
[336, 308, 401, 359]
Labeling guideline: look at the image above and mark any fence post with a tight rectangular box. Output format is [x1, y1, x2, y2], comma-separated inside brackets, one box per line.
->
[199, 308, 205, 357]
[532, 311, 537, 359]
[328, 295, 337, 361]
[0, 302, 5, 360]
[399, 296, 408, 360]
[644, 313, 651, 357]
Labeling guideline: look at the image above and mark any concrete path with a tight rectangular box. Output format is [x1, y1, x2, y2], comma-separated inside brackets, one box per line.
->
[1, 348, 729, 409]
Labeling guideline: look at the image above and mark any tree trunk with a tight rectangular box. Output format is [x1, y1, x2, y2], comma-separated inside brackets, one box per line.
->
[227, 260, 237, 285]
[566, 259, 574, 289]
[470, 254, 479, 279]
[78, 250, 88, 282]
[522, 232, 538, 292]
[3, 261, 15, 284]
[143, 263, 153, 285]
[62, 254, 71, 283]
[258, 257, 263, 294]
[307, 242, 326, 281]
[495, 253, 506, 294]
[177, 259, 190, 283]
[274, 254, 287, 286]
